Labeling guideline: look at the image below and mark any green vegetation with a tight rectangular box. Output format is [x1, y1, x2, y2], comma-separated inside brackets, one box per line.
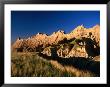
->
[60, 44, 64, 49]
[70, 40, 76, 45]
[47, 46, 54, 49]
[69, 38, 82, 44]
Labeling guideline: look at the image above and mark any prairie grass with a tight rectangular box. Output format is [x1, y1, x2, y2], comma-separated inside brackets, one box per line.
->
[11, 52, 99, 77]
[11, 52, 75, 77]
[50, 60, 96, 77]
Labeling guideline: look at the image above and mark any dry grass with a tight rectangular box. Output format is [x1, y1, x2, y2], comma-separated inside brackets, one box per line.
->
[11, 52, 99, 77]
[11, 52, 75, 77]
[50, 60, 96, 77]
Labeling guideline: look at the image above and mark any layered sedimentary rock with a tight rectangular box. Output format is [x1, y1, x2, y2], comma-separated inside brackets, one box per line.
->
[12, 25, 100, 58]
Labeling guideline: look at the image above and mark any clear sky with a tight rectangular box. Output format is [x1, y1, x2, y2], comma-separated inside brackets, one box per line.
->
[11, 11, 100, 42]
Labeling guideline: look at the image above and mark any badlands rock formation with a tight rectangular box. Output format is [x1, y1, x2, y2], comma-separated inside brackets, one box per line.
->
[12, 25, 100, 59]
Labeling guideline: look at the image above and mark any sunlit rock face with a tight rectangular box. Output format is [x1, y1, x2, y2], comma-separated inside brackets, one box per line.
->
[12, 25, 100, 58]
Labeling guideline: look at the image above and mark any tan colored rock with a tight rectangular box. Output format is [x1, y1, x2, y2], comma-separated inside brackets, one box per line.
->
[12, 24, 100, 59]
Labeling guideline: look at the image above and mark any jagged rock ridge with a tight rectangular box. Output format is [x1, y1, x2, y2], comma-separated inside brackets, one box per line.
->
[12, 25, 100, 59]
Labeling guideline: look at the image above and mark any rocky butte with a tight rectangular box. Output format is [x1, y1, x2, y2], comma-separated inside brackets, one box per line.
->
[12, 25, 100, 60]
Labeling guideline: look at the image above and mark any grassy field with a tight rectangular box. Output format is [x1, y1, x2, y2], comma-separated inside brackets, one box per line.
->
[11, 52, 76, 77]
[11, 52, 99, 77]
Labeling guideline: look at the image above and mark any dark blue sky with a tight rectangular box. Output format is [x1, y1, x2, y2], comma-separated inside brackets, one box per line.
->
[11, 11, 100, 42]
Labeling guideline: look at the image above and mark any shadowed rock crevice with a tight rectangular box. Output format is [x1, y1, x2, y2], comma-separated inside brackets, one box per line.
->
[82, 37, 100, 58]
